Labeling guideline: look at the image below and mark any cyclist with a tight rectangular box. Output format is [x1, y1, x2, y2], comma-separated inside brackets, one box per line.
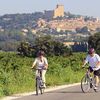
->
[82, 48, 100, 90]
[31, 50, 48, 88]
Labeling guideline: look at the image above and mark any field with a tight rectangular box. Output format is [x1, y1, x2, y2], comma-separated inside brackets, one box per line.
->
[0, 51, 86, 97]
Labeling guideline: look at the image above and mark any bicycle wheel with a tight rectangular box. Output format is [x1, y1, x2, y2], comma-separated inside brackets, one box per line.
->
[36, 78, 39, 95]
[39, 80, 44, 94]
[81, 75, 90, 93]
[40, 87, 44, 94]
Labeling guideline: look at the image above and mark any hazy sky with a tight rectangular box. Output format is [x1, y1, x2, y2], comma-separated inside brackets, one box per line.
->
[0, 0, 100, 18]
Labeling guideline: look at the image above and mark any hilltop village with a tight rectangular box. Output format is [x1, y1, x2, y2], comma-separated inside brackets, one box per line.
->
[0, 4, 100, 51]
[30, 4, 100, 43]
[37, 5, 100, 32]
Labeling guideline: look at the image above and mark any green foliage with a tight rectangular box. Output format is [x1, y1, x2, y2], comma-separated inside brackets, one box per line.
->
[0, 52, 34, 97]
[17, 42, 35, 56]
[88, 32, 100, 54]
[0, 30, 35, 51]
[0, 52, 86, 97]
[17, 35, 72, 56]
[0, 13, 44, 29]
[46, 53, 85, 86]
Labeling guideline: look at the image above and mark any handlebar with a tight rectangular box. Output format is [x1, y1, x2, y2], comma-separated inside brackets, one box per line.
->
[31, 67, 47, 70]
[36, 68, 47, 70]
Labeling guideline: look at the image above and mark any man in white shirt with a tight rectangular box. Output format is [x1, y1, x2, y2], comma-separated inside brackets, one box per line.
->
[83, 48, 100, 89]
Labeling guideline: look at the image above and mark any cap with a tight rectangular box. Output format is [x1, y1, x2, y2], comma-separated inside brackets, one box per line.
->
[88, 48, 95, 54]
[37, 50, 45, 56]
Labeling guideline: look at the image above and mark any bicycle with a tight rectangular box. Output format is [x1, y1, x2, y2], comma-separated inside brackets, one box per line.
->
[81, 68, 100, 93]
[35, 68, 45, 95]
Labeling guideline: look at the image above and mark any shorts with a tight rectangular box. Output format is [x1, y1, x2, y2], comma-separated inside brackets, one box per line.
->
[88, 66, 100, 76]
[88, 66, 93, 72]
[94, 69, 100, 76]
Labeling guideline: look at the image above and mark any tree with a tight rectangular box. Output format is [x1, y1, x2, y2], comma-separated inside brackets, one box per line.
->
[17, 35, 72, 56]
[88, 32, 100, 54]
[34, 35, 72, 56]
[17, 42, 34, 56]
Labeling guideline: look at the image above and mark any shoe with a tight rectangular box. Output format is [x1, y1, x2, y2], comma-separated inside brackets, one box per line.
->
[94, 86, 98, 90]
[43, 83, 46, 88]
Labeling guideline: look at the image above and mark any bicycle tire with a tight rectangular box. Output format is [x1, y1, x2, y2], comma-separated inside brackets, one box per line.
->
[39, 80, 45, 94]
[40, 87, 44, 94]
[81, 75, 91, 93]
[36, 78, 39, 95]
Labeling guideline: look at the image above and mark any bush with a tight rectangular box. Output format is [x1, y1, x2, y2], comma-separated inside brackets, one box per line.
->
[0, 52, 85, 97]
[17, 35, 72, 57]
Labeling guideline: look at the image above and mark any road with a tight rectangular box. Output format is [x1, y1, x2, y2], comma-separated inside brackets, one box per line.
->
[13, 85, 100, 100]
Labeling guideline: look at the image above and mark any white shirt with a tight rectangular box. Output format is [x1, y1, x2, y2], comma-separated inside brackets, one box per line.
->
[33, 57, 48, 69]
[85, 54, 100, 70]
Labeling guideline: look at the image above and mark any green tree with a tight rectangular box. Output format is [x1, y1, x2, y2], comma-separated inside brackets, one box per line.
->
[17, 35, 72, 56]
[34, 35, 72, 56]
[17, 42, 34, 56]
[88, 32, 100, 54]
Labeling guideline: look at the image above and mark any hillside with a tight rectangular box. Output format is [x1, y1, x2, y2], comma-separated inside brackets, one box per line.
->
[0, 12, 100, 51]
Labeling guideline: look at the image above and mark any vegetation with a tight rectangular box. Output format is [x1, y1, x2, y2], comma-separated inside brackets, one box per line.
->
[0, 13, 97, 52]
[0, 30, 36, 51]
[0, 51, 86, 97]
[88, 32, 100, 54]
[1, 15, 100, 98]
[0, 13, 44, 29]
[17, 35, 72, 57]
[0, 12, 92, 30]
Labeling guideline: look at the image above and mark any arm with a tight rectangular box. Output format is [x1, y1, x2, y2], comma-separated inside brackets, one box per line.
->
[31, 58, 37, 68]
[95, 54, 100, 67]
[82, 56, 88, 67]
[44, 58, 48, 69]
[45, 64, 48, 69]
[82, 60, 87, 68]
[96, 61, 100, 67]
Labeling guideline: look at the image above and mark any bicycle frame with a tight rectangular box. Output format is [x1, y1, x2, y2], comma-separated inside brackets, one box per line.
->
[86, 71, 95, 87]
[36, 69, 42, 79]
[35, 69, 45, 95]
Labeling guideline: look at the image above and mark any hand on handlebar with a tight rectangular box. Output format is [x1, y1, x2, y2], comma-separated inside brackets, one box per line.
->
[31, 66, 34, 69]
[82, 65, 85, 68]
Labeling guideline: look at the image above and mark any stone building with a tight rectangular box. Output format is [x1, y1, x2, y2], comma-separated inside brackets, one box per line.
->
[53, 4, 64, 18]
[44, 4, 64, 19]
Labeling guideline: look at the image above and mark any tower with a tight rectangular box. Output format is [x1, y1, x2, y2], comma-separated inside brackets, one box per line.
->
[53, 4, 64, 18]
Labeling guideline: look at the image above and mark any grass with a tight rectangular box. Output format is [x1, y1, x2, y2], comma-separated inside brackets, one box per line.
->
[0, 51, 86, 97]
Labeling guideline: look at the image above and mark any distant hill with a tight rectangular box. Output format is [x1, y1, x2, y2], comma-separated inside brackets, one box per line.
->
[0, 12, 98, 30]
[0, 12, 45, 30]
[0, 12, 99, 51]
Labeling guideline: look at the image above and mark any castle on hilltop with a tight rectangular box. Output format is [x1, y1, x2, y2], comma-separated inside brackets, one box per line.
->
[35, 4, 100, 33]
[53, 4, 64, 18]
[44, 4, 64, 18]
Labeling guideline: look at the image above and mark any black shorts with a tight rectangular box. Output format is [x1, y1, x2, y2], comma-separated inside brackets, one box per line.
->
[94, 69, 100, 76]
[88, 66, 100, 76]
[88, 66, 93, 73]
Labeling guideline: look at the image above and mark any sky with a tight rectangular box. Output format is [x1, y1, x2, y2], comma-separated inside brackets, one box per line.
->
[0, 0, 100, 18]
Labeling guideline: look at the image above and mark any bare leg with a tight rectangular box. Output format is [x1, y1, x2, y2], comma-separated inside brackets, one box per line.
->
[42, 70, 46, 83]
[95, 76, 99, 86]
[42, 70, 47, 87]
